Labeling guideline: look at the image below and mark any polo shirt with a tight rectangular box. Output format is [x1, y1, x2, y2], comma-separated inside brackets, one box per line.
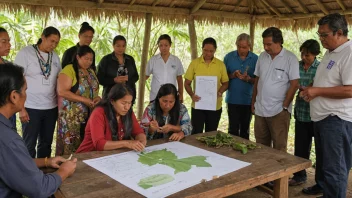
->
[184, 56, 229, 110]
[224, 50, 258, 105]
[0, 113, 61, 197]
[254, 48, 300, 117]
[146, 53, 184, 101]
[14, 45, 61, 110]
[310, 40, 352, 122]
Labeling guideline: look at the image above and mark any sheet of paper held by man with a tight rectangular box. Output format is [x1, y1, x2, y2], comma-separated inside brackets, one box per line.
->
[83, 141, 250, 198]
[195, 76, 217, 111]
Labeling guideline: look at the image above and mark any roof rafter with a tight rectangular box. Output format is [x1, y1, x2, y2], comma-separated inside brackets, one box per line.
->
[336, 0, 346, 11]
[312, 0, 329, 15]
[97, 0, 104, 3]
[280, 0, 294, 13]
[261, 0, 283, 17]
[169, 0, 176, 8]
[152, 0, 161, 7]
[233, 0, 245, 12]
[294, 0, 309, 14]
[190, 0, 206, 14]
[258, 0, 272, 15]
[129, 0, 136, 6]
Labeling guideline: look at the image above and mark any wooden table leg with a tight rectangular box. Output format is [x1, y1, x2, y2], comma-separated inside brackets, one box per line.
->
[54, 189, 65, 198]
[273, 176, 289, 198]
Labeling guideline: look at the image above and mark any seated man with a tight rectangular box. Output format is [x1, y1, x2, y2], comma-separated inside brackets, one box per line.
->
[0, 63, 77, 197]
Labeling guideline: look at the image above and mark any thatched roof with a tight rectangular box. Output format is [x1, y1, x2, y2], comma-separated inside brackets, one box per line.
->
[0, 0, 352, 29]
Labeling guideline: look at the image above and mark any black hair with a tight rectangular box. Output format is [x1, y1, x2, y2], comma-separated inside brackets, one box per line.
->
[202, 37, 217, 49]
[72, 45, 94, 84]
[96, 83, 134, 140]
[113, 35, 127, 46]
[37, 26, 61, 45]
[79, 22, 95, 35]
[318, 13, 348, 36]
[0, 27, 7, 33]
[0, 63, 25, 108]
[299, 39, 321, 56]
[157, 34, 172, 45]
[262, 27, 284, 45]
[154, 83, 180, 127]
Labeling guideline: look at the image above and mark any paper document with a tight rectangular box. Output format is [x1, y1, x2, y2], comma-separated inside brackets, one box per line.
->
[195, 76, 217, 110]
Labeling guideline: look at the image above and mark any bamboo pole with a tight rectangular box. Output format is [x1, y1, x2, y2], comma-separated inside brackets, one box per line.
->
[137, 13, 152, 119]
[250, 17, 255, 52]
[188, 16, 198, 60]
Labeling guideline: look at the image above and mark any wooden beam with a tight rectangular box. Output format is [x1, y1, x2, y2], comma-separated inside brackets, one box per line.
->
[97, 0, 104, 4]
[249, 17, 255, 52]
[312, 0, 329, 15]
[233, 0, 245, 12]
[261, 0, 283, 17]
[151, 0, 161, 7]
[129, 0, 136, 6]
[188, 16, 198, 60]
[191, 0, 206, 14]
[294, 0, 309, 14]
[169, 0, 176, 8]
[336, 0, 346, 11]
[280, 0, 294, 13]
[258, 0, 272, 15]
[137, 13, 152, 119]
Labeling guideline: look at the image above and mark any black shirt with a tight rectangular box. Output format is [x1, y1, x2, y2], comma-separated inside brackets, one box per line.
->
[61, 43, 96, 72]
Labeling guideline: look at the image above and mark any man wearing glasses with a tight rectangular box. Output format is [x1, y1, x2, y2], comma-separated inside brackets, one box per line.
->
[300, 13, 352, 198]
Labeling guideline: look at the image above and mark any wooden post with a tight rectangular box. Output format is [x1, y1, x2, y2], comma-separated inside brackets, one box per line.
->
[137, 13, 152, 119]
[249, 16, 255, 52]
[188, 16, 198, 60]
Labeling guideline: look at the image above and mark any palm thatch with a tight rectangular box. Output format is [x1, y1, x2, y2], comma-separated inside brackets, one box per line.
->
[0, 0, 352, 29]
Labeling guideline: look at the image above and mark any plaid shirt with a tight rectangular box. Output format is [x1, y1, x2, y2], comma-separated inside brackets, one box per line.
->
[294, 59, 320, 122]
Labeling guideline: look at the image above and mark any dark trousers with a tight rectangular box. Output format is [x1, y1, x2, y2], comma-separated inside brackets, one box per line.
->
[191, 108, 222, 134]
[22, 107, 58, 158]
[227, 104, 252, 140]
[293, 120, 314, 179]
[314, 116, 352, 198]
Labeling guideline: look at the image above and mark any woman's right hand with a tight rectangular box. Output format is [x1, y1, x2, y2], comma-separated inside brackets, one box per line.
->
[57, 158, 77, 180]
[19, 108, 30, 123]
[82, 97, 94, 108]
[114, 76, 128, 83]
[191, 94, 201, 102]
[127, 140, 145, 151]
[149, 120, 160, 132]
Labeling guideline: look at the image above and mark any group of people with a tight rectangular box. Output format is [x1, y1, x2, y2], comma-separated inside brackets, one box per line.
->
[0, 12, 351, 198]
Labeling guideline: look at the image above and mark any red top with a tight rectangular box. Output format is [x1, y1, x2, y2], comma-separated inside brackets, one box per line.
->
[76, 107, 144, 153]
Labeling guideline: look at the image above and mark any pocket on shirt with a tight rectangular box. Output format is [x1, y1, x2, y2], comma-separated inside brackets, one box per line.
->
[272, 68, 286, 81]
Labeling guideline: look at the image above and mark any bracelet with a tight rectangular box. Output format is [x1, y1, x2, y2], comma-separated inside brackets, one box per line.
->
[45, 157, 48, 168]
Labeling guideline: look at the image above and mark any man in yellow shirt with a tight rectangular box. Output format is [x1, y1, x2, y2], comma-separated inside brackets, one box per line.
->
[184, 37, 229, 134]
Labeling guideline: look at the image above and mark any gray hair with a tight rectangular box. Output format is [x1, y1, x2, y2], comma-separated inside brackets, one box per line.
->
[318, 13, 348, 36]
[236, 33, 251, 47]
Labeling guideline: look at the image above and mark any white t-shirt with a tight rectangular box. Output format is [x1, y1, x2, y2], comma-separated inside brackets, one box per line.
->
[14, 45, 61, 110]
[310, 40, 352, 122]
[254, 48, 300, 117]
[146, 53, 184, 101]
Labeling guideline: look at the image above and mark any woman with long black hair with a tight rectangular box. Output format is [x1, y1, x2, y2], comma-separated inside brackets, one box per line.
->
[76, 83, 146, 153]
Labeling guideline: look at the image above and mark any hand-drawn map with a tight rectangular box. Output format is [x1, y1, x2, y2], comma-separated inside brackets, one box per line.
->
[83, 142, 250, 198]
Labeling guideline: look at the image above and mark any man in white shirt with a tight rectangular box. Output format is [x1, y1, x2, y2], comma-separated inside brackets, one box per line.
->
[300, 13, 352, 198]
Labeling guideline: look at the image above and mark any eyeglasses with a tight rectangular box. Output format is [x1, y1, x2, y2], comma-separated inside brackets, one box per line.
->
[316, 32, 333, 38]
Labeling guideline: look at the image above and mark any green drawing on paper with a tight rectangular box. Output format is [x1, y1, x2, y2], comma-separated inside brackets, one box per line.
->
[138, 149, 212, 174]
[138, 174, 174, 189]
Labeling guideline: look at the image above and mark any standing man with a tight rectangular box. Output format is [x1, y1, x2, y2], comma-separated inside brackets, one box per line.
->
[251, 27, 299, 151]
[300, 13, 352, 198]
[224, 33, 258, 140]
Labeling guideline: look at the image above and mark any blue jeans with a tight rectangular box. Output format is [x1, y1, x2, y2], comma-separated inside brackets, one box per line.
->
[314, 116, 352, 198]
[22, 107, 58, 158]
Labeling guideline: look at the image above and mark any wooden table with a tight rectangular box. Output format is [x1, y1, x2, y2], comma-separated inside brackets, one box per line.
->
[54, 131, 311, 198]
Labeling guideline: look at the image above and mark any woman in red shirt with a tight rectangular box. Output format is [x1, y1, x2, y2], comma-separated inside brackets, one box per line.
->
[76, 83, 146, 153]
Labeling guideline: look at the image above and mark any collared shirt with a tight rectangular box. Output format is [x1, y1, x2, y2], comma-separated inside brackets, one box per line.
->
[146, 53, 184, 101]
[311, 40, 352, 122]
[141, 101, 192, 140]
[254, 48, 300, 117]
[294, 59, 320, 122]
[184, 56, 229, 110]
[0, 113, 62, 197]
[224, 50, 258, 105]
[62, 43, 96, 71]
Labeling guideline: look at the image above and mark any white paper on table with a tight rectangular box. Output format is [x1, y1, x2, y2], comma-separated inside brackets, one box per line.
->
[83, 142, 250, 198]
[195, 76, 217, 110]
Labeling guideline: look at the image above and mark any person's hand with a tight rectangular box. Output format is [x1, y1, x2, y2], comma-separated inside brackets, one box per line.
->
[127, 140, 145, 151]
[149, 120, 159, 132]
[82, 97, 94, 108]
[19, 108, 30, 123]
[114, 76, 128, 83]
[93, 96, 101, 105]
[179, 94, 184, 104]
[191, 94, 201, 102]
[49, 156, 67, 168]
[58, 158, 77, 178]
[251, 103, 255, 114]
[233, 70, 242, 78]
[169, 132, 185, 141]
[159, 124, 173, 133]
[217, 91, 223, 98]
[299, 87, 318, 102]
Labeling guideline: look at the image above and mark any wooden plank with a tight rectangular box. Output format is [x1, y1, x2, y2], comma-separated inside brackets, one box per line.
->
[187, 16, 198, 60]
[336, 0, 346, 11]
[294, 0, 309, 13]
[312, 0, 329, 15]
[273, 176, 289, 198]
[136, 13, 152, 119]
[190, 0, 207, 14]
[261, 0, 283, 17]
[280, 0, 294, 13]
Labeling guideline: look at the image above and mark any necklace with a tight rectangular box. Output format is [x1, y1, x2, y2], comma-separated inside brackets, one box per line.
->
[33, 44, 53, 79]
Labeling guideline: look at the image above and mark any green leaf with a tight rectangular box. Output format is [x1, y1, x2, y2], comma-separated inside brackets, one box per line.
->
[138, 149, 177, 166]
[177, 156, 212, 167]
[138, 174, 174, 189]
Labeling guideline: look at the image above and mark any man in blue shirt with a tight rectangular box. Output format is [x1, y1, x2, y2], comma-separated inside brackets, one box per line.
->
[0, 63, 77, 198]
[224, 33, 258, 139]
